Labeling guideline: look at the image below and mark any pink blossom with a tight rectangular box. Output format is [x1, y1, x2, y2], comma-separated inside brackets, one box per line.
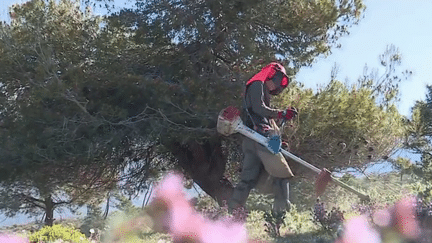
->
[148, 172, 248, 243]
[337, 196, 423, 243]
[392, 196, 420, 239]
[336, 215, 381, 243]
[0, 234, 28, 243]
[372, 209, 392, 227]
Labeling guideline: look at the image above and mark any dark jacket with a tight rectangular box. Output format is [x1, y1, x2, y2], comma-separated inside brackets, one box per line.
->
[242, 62, 289, 136]
[243, 81, 282, 136]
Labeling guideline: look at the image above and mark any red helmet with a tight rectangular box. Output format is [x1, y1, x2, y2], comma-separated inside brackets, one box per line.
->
[246, 62, 289, 89]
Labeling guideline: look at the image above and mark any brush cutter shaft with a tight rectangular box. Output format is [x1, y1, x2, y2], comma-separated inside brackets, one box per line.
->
[280, 150, 321, 174]
[217, 106, 369, 201]
[329, 177, 370, 201]
[236, 121, 322, 174]
[235, 122, 321, 173]
[282, 147, 369, 200]
[236, 121, 369, 201]
[236, 125, 269, 148]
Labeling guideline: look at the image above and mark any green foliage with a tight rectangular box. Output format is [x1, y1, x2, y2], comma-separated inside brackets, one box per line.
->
[245, 192, 274, 212]
[244, 210, 272, 242]
[404, 85, 432, 201]
[1, 0, 409, 231]
[80, 205, 106, 237]
[332, 172, 412, 208]
[0, 0, 369, 210]
[0, 0, 121, 225]
[66, 0, 365, 149]
[92, 0, 366, 147]
[112, 192, 142, 216]
[194, 194, 220, 212]
[282, 205, 318, 234]
[263, 210, 286, 238]
[1, 0, 93, 172]
[28, 224, 90, 243]
[124, 0, 364, 69]
[2, 1, 417, 242]
[289, 170, 415, 219]
[270, 45, 409, 177]
[274, 76, 405, 172]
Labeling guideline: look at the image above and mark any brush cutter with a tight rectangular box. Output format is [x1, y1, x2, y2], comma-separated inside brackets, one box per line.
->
[217, 106, 370, 201]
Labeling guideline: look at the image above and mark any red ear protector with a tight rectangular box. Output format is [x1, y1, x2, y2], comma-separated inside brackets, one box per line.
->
[269, 72, 286, 95]
[245, 62, 289, 88]
[270, 63, 289, 88]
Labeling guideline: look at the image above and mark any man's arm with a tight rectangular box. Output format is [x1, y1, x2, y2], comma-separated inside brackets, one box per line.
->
[247, 82, 281, 119]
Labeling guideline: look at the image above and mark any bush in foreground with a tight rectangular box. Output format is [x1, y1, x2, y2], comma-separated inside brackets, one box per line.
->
[28, 224, 90, 243]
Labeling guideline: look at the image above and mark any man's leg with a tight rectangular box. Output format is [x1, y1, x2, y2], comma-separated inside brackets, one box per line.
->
[228, 138, 263, 212]
[272, 177, 291, 214]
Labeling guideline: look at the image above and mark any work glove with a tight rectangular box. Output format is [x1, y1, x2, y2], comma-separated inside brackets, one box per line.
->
[282, 141, 289, 149]
[278, 107, 298, 121]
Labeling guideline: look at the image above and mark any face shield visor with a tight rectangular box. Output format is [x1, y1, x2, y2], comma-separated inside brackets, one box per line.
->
[269, 71, 289, 95]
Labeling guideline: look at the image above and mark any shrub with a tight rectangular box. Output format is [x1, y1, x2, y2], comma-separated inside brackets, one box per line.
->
[80, 205, 106, 238]
[312, 198, 345, 236]
[263, 210, 286, 238]
[282, 205, 318, 234]
[28, 224, 90, 243]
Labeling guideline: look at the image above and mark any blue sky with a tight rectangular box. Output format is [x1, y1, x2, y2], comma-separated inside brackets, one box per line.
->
[296, 0, 432, 117]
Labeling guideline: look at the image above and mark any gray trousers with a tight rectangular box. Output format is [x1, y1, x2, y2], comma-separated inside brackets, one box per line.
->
[228, 137, 291, 213]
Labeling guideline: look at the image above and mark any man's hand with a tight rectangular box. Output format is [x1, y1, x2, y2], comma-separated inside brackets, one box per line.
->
[269, 119, 281, 136]
[278, 107, 298, 121]
[282, 141, 289, 150]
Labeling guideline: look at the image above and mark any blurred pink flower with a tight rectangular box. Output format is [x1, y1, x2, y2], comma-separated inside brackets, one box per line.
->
[391, 196, 420, 239]
[336, 215, 381, 243]
[337, 196, 423, 243]
[372, 208, 392, 227]
[0, 234, 28, 243]
[149, 172, 247, 243]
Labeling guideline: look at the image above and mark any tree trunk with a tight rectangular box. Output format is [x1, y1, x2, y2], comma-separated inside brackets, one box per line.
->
[44, 195, 55, 226]
[169, 138, 234, 206]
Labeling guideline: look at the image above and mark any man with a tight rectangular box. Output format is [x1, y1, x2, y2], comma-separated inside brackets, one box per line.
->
[228, 62, 298, 214]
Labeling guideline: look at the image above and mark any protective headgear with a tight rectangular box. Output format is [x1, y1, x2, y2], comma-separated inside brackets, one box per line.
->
[245, 62, 289, 95]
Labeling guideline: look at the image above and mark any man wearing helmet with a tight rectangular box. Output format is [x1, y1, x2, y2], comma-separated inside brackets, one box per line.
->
[228, 62, 298, 215]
